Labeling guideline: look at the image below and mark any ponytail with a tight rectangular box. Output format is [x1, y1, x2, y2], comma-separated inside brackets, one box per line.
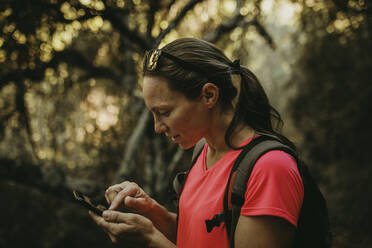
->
[142, 37, 295, 150]
[225, 66, 296, 151]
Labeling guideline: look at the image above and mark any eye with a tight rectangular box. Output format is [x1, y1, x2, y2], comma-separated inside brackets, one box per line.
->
[159, 110, 170, 117]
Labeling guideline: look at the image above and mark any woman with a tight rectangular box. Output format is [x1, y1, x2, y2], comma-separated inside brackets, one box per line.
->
[90, 37, 304, 248]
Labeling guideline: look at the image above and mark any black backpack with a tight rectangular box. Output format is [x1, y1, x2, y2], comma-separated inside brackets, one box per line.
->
[173, 134, 332, 248]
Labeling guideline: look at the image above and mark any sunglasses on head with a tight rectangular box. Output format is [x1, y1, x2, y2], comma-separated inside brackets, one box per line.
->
[143, 49, 209, 77]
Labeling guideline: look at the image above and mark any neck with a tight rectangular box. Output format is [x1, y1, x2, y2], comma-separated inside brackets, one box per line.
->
[204, 108, 255, 156]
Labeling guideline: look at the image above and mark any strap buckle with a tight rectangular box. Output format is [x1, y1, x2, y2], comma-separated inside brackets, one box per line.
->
[205, 211, 228, 233]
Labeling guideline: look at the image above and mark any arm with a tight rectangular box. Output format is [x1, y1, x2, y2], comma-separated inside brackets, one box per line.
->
[234, 215, 295, 248]
[144, 201, 178, 243]
[234, 150, 303, 248]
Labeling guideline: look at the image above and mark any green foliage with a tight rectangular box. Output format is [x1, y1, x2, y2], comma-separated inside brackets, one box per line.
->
[2, 0, 370, 247]
[0, 0, 270, 247]
[291, 1, 372, 247]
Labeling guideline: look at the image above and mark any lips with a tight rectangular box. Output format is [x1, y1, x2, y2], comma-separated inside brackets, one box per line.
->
[171, 135, 180, 141]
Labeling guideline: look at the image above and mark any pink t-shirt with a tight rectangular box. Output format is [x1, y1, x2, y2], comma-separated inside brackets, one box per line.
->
[176, 137, 304, 248]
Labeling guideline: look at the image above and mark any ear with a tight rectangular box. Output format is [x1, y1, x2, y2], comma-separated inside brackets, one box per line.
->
[201, 83, 219, 108]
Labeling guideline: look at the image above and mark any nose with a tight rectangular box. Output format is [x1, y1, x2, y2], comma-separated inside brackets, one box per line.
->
[154, 118, 168, 134]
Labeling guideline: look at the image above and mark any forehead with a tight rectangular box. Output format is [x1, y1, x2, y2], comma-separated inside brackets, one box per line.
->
[143, 76, 183, 109]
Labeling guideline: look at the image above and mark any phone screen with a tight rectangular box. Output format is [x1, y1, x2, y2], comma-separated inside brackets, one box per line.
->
[72, 190, 107, 215]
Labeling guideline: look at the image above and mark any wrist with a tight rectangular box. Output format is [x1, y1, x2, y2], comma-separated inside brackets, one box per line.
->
[147, 227, 176, 248]
[143, 200, 178, 243]
[143, 199, 164, 220]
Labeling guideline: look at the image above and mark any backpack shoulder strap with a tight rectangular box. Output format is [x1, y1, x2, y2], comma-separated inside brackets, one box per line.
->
[192, 138, 206, 165]
[204, 135, 296, 237]
[227, 135, 296, 248]
[173, 138, 206, 196]
[230, 138, 295, 206]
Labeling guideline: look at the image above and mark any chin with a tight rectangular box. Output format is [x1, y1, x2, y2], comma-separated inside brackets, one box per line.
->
[178, 142, 194, 150]
[179, 139, 200, 150]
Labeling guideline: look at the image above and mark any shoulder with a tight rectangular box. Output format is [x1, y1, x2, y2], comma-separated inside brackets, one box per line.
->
[251, 150, 299, 179]
[244, 150, 304, 208]
[242, 150, 304, 227]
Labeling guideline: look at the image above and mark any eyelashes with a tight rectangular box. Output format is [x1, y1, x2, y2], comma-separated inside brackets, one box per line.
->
[153, 109, 170, 117]
[159, 110, 171, 117]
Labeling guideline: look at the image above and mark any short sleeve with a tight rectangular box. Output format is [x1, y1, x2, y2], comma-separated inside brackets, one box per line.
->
[240, 150, 304, 227]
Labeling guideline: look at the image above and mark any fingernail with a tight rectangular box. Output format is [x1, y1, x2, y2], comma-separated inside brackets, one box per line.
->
[102, 210, 110, 220]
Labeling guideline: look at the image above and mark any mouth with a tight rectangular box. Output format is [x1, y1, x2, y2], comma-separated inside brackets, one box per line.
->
[171, 135, 180, 142]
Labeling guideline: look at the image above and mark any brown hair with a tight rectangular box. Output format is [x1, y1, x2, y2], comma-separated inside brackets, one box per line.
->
[143, 38, 294, 149]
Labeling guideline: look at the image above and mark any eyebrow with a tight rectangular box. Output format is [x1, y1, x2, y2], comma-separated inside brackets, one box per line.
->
[150, 105, 169, 113]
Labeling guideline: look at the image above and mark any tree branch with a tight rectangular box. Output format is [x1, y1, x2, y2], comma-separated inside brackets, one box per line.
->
[15, 80, 39, 161]
[203, 0, 275, 49]
[203, 13, 245, 43]
[0, 158, 104, 202]
[0, 49, 122, 91]
[102, 10, 151, 50]
[72, 2, 150, 51]
[113, 106, 151, 184]
[154, 0, 204, 47]
[251, 18, 276, 49]
[166, 0, 178, 10]
[146, 0, 160, 41]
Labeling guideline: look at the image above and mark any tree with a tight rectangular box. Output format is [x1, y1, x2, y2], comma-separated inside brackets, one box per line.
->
[290, 0, 372, 247]
[0, 0, 276, 247]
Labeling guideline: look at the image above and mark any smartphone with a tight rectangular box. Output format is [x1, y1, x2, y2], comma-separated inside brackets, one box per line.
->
[72, 190, 107, 215]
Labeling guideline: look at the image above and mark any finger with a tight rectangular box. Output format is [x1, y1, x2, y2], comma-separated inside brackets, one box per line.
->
[89, 210, 111, 234]
[89, 210, 105, 225]
[105, 181, 133, 205]
[105, 191, 117, 205]
[107, 232, 117, 243]
[91, 210, 132, 235]
[89, 210, 100, 220]
[103, 210, 138, 224]
[124, 196, 148, 211]
[105, 184, 123, 204]
[101, 226, 118, 243]
[97, 204, 107, 211]
[109, 184, 139, 210]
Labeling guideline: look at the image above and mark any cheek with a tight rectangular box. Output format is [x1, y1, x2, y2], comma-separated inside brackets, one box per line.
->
[170, 114, 191, 130]
[169, 102, 207, 133]
[178, 109, 207, 132]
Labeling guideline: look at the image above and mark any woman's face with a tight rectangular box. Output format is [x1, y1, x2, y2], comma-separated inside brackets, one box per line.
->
[143, 76, 210, 149]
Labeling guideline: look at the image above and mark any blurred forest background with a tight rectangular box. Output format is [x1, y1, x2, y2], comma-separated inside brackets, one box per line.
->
[0, 0, 370, 247]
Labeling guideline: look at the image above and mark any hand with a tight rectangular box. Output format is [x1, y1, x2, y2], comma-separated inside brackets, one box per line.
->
[89, 210, 156, 247]
[105, 181, 154, 216]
